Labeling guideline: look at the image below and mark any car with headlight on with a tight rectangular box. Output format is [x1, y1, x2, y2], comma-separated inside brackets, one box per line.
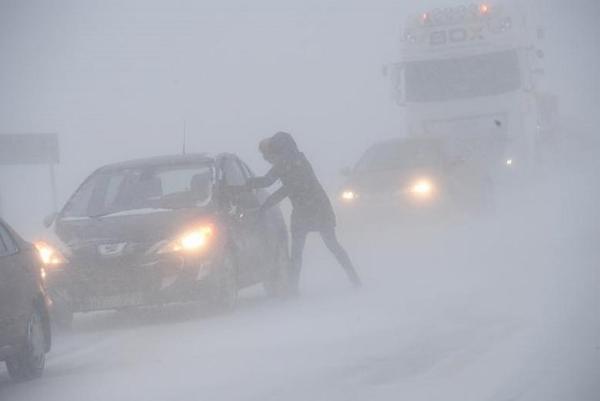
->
[337, 138, 493, 223]
[0, 219, 51, 381]
[38, 153, 289, 326]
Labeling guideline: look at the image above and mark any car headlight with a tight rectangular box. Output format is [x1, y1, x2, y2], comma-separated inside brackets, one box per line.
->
[34, 241, 67, 266]
[158, 225, 215, 254]
[409, 179, 434, 196]
[341, 190, 358, 202]
[406, 178, 435, 199]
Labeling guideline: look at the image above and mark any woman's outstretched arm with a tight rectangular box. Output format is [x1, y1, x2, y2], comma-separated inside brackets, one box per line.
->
[246, 167, 278, 189]
[260, 186, 289, 212]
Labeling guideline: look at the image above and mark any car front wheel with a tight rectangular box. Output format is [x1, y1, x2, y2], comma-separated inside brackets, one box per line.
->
[6, 308, 47, 381]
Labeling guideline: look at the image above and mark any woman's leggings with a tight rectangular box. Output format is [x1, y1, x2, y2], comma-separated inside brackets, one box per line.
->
[290, 226, 361, 288]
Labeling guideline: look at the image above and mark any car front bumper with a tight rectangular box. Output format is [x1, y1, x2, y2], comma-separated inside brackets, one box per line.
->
[337, 190, 450, 222]
[45, 252, 222, 313]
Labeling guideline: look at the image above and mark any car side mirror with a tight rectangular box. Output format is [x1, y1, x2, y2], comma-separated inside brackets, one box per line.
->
[340, 167, 353, 177]
[43, 212, 58, 228]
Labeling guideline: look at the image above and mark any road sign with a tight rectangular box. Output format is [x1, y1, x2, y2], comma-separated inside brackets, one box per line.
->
[0, 133, 59, 165]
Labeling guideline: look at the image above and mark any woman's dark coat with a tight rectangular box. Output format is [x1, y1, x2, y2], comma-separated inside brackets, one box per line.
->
[247, 136, 336, 233]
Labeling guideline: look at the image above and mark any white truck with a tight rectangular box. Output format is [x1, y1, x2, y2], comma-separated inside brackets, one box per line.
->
[389, 2, 555, 181]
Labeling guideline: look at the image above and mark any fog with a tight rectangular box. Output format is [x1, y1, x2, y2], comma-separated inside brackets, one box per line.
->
[0, 0, 598, 223]
[0, 0, 598, 400]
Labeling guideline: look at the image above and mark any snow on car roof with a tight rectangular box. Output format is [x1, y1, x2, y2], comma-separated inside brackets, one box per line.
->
[99, 153, 214, 171]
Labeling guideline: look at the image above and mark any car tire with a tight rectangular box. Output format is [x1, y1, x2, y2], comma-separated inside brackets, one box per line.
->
[263, 239, 290, 298]
[211, 249, 238, 311]
[6, 308, 47, 381]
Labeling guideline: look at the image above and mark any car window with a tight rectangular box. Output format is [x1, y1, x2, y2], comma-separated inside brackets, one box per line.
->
[221, 158, 260, 208]
[64, 178, 96, 218]
[104, 173, 128, 208]
[223, 158, 247, 186]
[62, 164, 214, 218]
[0, 224, 18, 257]
[158, 168, 212, 198]
[239, 161, 255, 179]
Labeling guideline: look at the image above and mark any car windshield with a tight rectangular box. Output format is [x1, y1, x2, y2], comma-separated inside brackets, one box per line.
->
[61, 163, 214, 219]
[404, 50, 521, 102]
[355, 140, 443, 173]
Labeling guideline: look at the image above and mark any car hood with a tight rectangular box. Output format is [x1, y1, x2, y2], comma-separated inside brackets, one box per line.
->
[53, 207, 217, 250]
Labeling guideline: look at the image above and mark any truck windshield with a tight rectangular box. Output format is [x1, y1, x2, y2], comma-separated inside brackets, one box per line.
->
[355, 140, 443, 173]
[61, 163, 214, 219]
[405, 50, 521, 102]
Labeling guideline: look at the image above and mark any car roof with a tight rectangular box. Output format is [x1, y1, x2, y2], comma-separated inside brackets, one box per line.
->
[99, 153, 217, 172]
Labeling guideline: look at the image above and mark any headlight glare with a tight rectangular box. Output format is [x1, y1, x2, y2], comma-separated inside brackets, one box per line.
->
[341, 190, 358, 201]
[158, 225, 214, 254]
[34, 241, 67, 266]
[410, 180, 433, 195]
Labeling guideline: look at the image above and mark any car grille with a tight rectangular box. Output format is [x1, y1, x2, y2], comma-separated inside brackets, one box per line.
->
[66, 241, 160, 297]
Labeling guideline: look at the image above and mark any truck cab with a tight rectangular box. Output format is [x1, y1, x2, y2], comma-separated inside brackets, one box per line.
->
[389, 2, 549, 180]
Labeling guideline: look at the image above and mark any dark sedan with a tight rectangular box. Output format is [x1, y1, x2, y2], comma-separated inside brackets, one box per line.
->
[0, 219, 51, 381]
[336, 138, 494, 222]
[38, 153, 289, 326]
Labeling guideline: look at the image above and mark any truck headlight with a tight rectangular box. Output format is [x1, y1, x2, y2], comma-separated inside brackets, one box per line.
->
[158, 225, 215, 254]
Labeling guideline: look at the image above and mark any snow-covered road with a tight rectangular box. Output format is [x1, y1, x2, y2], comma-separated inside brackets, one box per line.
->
[1, 161, 598, 401]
